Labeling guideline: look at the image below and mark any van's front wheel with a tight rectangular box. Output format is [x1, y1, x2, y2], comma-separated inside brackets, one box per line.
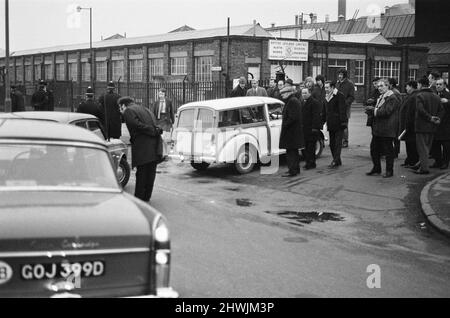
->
[234, 144, 257, 174]
[191, 161, 210, 171]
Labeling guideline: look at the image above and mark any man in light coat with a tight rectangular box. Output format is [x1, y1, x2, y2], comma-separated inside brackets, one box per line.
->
[246, 79, 268, 97]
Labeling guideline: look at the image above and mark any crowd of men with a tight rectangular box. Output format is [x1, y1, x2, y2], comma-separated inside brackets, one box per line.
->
[230, 69, 449, 178]
[231, 69, 354, 177]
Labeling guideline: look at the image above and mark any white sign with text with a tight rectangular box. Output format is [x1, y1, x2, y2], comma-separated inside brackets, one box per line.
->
[268, 40, 309, 62]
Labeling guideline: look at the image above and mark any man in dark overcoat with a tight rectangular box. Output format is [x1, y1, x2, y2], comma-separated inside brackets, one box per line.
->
[399, 80, 419, 167]
[431, 78, 450, 169]
[98, 81, 122, 139]
[10, 85, 25, 112]
[413, 77, 444, 174]
[31, 80, 54, 111]
[336, 69, 355, 148]
[77, 86, 103, 121]
[120, 96, 163, 202]
[230, 77, 247, 97]
[301, 87, 323, 170]
[324, 81, 347, 168]
[279, 86, 304, 177]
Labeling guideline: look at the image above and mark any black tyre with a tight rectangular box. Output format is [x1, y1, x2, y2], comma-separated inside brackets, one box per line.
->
[191, 162, 210, 171]
[118, 157, 131, 187]
[234, 144, 257, 174]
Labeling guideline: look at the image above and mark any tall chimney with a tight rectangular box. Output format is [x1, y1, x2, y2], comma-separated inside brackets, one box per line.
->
[312, 13, 318, 24]
[271, 23, 275, 28]
[295, 15, 299, 25]
[325, 14, 330, 22]
[338, 0, 346, 20]
[338, 14, 345, 22]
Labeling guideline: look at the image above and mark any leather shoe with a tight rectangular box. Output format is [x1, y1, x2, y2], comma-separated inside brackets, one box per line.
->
[328, 161, 339, 168]
[414, 170, 430, 175]
[383, 171, 393, 178]
[366, 169, 381, 176]
[304, 164, 316, 170]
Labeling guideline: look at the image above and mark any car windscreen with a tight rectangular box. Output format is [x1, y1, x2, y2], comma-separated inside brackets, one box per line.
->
[0, 143, 119, 190]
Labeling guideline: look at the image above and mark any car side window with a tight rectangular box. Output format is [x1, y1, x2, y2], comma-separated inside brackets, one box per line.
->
[196, 109, 214, 132]
[240, 105, 265, 124]
[177, 109, 195, 130]
[74, 121, 87, 129]
[268, 103, 283, 120]
[218, 109, 241, 128]
[87, 120, 107, 140]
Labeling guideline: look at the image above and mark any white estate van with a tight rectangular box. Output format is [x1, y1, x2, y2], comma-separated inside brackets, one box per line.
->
[169, 97, 324, 174]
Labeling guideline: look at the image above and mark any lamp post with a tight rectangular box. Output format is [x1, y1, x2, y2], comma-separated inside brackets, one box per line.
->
[77, 6, 93, 86]
[4, 0, 11, 112]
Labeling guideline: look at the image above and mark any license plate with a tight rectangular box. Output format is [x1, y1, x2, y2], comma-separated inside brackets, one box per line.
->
[20, 261, 105, 280]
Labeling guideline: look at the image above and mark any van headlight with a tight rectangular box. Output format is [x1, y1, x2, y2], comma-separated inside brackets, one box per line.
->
[155, 221, 169, 243]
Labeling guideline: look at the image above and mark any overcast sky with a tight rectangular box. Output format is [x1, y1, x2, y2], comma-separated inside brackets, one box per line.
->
[0, 0, 408, 52]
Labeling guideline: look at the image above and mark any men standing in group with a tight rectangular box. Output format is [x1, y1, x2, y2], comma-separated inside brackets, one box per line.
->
[98, 81, 122, 140]
[230, 77, 247, 97]
[31, 80, 54, 111]
[301, 87, 322, 170]
[246, 79, 268, 97]
[428, 72, 440, 93]
[324, 81, 347, 168]
[279, 85, 304, 177]
[411, 77, 443, 174]
[10, 85, 25, 112]
[430, 78, 450, 170]
[77, 86, 103, 121]
[336, 69, 355, 148]
[152, 88, 174, 159]
[119, 96, 163, 203]
[365, 79, 400, 178]
[399, 80, 420, 168]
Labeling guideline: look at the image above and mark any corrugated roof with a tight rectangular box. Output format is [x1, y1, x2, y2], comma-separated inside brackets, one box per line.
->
[8, 24, 272, 57]
[266, 14, 415, 39]
[414, 42, 450, 54]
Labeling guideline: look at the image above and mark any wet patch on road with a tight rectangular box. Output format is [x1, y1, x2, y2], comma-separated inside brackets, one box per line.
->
[266, 210, 345, 226]
[236, 198, 253, 207]
[225, 187, 241, 192]
[283, 236, 309, 243]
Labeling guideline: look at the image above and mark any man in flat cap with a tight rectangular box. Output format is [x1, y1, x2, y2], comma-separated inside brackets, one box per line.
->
[77, 86, 103, 121]
[31, 80, 54, 111]
[119, 96, 163, 202]
[98, 81, 122, 140]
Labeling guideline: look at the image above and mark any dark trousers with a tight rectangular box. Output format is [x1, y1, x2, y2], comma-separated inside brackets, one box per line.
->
[393, 139, 400, 157]
[329, 129, 344, 164]
[135, 161, 157, 202]
[431, 139, 450, 166]
[416, 133, 434, 172]
[302, 134, 317, 167]
[404, 135, 419, 166]
[370, 136, 395, 173]
[286, 149, 300, 175]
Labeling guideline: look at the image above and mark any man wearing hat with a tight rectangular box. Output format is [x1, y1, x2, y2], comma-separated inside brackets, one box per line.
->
[279, 85, 304, 177]
[10, 85, 25, 112]
[98, 81, 122, 140]
[119, 96, 163, 202]
[31, 80, 54, 111]
[77, 86, 103, 121]
[230, 77, 247, 97]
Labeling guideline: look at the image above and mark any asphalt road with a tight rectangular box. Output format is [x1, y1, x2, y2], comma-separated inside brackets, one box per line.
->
[124, 109, 450, 297]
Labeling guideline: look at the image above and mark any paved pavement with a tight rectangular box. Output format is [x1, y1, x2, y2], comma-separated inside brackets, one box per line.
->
[421, 172, 450, 238]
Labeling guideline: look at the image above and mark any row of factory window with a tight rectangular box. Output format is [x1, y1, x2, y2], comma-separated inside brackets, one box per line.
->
[5, 56, 213, 83]
[5, 57, 415, 84]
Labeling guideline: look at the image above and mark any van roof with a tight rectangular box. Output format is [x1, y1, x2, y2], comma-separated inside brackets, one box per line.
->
[178, 97, 284, 112]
